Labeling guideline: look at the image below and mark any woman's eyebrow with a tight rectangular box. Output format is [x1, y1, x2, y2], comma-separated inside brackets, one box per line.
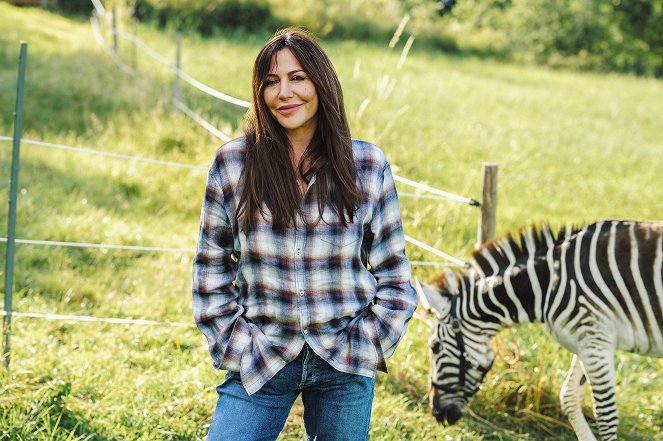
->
[267, 69, 305, 77]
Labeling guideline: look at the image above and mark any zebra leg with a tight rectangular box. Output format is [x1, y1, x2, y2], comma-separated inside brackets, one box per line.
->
[580, 350, 619, 441]
[560, 354, 597, 441]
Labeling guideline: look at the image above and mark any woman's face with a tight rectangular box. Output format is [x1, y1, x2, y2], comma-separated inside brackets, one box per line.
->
[263, 48, 319, 141]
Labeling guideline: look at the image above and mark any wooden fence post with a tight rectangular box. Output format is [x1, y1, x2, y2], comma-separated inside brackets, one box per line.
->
[477, 162, 498, 246]
[4, 42, 28, 369]
[173, 31, 182, 104]
[130, 18, 137, 71]
[112, 7, 118, 53]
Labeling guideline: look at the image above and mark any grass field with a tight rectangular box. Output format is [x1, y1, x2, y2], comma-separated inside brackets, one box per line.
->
[1, 3, 662, 440]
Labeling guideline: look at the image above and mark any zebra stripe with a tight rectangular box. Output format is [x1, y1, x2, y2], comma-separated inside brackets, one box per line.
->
[654, 233, 663, 335]
[587, 222, 632, 328]
[524, 228, 544, 322]
[607, 222, 649, 351]
[629, 223, 663, 348]
[481, 249, 515, 325]
[499, 239, 531, 323]
[546, 227, 572, 328]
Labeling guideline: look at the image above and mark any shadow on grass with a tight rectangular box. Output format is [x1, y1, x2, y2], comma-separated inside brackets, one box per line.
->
[1, 377, 121, 441]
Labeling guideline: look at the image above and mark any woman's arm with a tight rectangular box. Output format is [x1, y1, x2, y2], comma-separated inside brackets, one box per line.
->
[366, 161, 418, 359]
[192, 160, 249, 372]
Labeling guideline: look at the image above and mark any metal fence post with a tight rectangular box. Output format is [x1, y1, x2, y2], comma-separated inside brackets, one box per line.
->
[4, 41, 28, 369]
[477, 162, 498, 246]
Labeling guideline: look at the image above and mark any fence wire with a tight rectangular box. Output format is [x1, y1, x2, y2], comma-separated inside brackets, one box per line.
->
[0, 134, 468, 266]
[0, 309, 194, 328]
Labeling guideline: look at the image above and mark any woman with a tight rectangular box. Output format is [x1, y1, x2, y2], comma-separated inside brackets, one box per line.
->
[192, 27, 417, 441]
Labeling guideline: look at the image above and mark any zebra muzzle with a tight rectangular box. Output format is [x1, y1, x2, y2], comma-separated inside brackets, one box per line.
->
[432, 404, 464, 426]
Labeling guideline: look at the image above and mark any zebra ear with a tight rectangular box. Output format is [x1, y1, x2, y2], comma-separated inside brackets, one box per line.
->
[443, 268, 459, 294]
[414, 277, 451, 318]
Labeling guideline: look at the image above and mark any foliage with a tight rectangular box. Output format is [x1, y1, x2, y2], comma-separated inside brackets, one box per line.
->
[441, 0, 663, 76]
[130, 0, 408, 41]
[1, 3, 663, 440]
[132, 0, 276, 36]
[51, 0, 95, 15]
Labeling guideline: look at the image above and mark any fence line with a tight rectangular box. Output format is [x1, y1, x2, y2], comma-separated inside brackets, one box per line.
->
[398, 191, 467, 202]
[96, 13, 251, 108]
[116, 27, 251, 108]
[172, 64, 251, 109]
[0, 237, 459, 267]
[89, 5, 481, 208]
[409, 261, 463, 267]
[393, 175, 478, 206]
[90, 12, 135, 76]
[172, 98, 232, 142]
[0, 136, 208, 170]
[404, 235, 466, 267]
[1, 137, 469, 265]
[0, 237, 193, 254]
[0, 134, 473, 265]
[115, 29, 172, 67]
[0, 135, 474, 205]
[0, 310, 194, 328]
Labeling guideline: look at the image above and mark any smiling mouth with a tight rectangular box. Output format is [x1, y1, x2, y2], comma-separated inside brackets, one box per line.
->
[276, 104, 302, 115]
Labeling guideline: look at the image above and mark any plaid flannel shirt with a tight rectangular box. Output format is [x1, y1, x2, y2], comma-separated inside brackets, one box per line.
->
[192, 138, 417, 395]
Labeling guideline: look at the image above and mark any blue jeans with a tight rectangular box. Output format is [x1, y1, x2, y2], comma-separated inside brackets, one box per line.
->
[206, 344, 375, 441]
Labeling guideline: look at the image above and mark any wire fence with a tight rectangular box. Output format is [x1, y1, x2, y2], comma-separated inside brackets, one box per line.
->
[89, 2, 481, 208]
[0, 134, 475, 264]
[2, 3, 497, 357]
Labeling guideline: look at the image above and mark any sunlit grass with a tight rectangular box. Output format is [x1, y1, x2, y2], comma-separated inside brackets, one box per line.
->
[1, 3, 662, 440]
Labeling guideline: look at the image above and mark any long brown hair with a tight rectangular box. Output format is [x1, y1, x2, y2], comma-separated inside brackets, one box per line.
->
[237, 28, 361, 233]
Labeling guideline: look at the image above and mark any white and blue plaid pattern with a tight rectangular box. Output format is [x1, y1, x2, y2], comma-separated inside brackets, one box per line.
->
[193, 138, 417, 395]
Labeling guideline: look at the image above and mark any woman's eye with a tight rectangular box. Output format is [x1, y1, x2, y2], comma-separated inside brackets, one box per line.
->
[265, 79, 278, 86]
[292, 75, 305, 81]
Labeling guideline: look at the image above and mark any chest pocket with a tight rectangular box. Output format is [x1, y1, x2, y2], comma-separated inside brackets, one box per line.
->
[316, 206, 365, 248]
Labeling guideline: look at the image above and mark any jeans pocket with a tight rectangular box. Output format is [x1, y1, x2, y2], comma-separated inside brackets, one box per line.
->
[217, 370, 239, 394]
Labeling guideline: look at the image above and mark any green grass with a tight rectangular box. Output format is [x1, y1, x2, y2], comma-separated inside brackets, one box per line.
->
[1, 3, 662, 440]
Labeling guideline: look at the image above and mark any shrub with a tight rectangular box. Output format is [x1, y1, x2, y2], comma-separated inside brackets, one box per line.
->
[132, 0, 277, 35]
[54, 0, 95, 15]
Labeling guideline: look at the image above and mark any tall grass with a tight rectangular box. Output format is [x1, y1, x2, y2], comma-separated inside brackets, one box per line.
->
[1, 3, 662, 440]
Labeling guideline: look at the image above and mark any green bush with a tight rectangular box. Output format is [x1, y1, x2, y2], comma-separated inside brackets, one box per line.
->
[441, 0, 663, 76]
[54, 0, 94, 15]
[133, 0, 277, 35]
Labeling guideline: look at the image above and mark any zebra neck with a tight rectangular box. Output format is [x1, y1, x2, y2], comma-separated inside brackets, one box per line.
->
[465, 261, 551, 329]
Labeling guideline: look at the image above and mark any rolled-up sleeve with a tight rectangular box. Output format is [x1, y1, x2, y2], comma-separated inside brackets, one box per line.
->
[192, 160, 248, 372]
[366, 162, 418, 360]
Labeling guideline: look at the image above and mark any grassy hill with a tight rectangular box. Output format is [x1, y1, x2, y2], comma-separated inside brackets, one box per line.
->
[1, 3, 662, 440]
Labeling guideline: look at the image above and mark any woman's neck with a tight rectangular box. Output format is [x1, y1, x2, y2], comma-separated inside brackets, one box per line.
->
[288, 130, 314, 173]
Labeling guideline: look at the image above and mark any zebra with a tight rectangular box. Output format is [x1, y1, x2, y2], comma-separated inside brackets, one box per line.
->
[416, 220, 663, 441]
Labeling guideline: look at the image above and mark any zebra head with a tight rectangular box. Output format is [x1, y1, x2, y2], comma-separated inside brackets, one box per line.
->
[416, 271, 495, 426]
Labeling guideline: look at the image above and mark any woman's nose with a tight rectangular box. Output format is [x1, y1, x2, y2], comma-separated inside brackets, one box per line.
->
[278, 80, 293, 99]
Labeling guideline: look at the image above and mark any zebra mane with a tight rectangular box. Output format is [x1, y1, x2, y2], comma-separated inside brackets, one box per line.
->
[470, 222, 584, 276]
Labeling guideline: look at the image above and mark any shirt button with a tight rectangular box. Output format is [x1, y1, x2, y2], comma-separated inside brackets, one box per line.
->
[303, 329, 309, 335]
[299, 290, 304, 296]
[296, 248, 301, 256]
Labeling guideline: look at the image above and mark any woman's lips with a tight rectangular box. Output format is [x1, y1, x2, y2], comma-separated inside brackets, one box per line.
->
[276, 104, 302, 115]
